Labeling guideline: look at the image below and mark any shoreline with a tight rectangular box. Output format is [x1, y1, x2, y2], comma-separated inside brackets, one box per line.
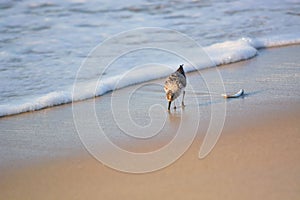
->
[1, 42, 300, 119]
[0, 45, 300, 199]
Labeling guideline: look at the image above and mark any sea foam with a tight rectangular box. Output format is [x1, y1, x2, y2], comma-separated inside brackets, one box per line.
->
[1, 33, 300, 117]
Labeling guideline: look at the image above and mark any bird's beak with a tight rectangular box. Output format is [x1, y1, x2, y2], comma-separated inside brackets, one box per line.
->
[168, 101, 171, 111]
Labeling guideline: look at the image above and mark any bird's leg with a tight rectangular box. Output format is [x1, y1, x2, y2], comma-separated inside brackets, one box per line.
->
[168, 101, 171, 111]
[182, 90, 185, 107]
[173, 101, 177, 110]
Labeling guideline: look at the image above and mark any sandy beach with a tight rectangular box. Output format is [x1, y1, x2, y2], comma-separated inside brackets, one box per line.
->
[0, 45, 300, 199]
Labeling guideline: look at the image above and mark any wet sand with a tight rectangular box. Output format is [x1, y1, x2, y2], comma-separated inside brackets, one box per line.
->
[0, 45, 300, 199]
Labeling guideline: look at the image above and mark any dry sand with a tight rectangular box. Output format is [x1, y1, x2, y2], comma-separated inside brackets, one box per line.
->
[0, 45, 299, 199]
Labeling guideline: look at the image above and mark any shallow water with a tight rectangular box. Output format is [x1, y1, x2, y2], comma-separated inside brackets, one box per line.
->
[0, 0, 300, 116]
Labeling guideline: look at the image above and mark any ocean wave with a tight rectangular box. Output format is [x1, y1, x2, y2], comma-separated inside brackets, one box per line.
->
[1, 33, 300, 117]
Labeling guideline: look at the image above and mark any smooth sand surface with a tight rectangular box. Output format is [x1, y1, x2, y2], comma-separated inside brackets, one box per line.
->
[0, 45, 300, 199]
[1, 108, 300, 200]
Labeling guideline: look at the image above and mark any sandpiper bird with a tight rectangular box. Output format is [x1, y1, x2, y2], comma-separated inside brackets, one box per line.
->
[164, 64, 186, 110]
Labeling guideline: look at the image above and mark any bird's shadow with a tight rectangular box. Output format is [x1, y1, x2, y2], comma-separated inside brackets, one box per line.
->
[166, 90, 264, 113]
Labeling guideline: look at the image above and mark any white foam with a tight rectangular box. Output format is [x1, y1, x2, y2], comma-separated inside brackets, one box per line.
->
[1, 34, 300, 117]
[205, 39, 258, 66]
[204, 33, 300, 66]
[0, 92, 72, 117]
[241, 33, 300, 49]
